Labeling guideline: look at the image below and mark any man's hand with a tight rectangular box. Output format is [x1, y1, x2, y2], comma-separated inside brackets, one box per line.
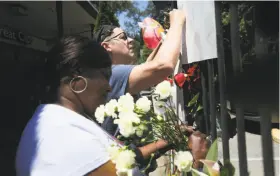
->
[169, 9, 186, 27]
[188, 131, 210, 169]
[179, 125, 210, 168]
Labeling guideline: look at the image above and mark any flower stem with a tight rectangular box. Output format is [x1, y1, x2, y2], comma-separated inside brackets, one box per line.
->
[141, 153, 155, 174]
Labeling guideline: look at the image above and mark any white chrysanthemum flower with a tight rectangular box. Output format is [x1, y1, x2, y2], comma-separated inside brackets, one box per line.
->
[154, 80, 172, 100]
[115, 150, 136, 170]
[94, 105, 106, 124]
[107, 145, 121, 163]
[136, 96, 151, 112]
[174, 151, 193, 172]
[105, 99, 118, 118]
[117, 93, 135, 113]
[118, 112, 141, 124]
[114, 113, 139, 137]
[119, 123, 136, 137]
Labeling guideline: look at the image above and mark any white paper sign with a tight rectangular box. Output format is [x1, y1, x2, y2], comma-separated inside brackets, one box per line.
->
[177, 0, 218, 64]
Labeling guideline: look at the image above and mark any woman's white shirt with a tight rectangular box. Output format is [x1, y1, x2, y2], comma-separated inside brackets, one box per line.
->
[16, 104, 119, 176]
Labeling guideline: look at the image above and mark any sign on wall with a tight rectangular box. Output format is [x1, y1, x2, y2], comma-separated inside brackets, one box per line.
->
[0, 26, 49, 52]
[177, 1, 218, 64]
[0, 27, 33, 45]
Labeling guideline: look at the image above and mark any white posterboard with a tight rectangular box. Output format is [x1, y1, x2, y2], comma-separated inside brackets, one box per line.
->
[177, 0, 218, 64]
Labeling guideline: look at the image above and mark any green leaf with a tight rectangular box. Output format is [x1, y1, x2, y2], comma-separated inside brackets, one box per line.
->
[206, 139, 218, 161]
[191, 169, 201, 176]
[203, 139, 218, 174]
[220, 160, 235, 176]
[196, 105, 203, 112]
[187, 93, 200, 107]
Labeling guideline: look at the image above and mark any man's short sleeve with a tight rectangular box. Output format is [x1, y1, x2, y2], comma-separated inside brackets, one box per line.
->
[107, 65, 135, 101]
[103, 65, 134, 135]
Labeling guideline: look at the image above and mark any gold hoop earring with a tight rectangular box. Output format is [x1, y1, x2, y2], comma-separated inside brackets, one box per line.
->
[69, 76, 88, 94]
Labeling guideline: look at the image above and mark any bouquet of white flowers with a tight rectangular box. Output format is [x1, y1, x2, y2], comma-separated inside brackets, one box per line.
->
[94, 80, 231, 176]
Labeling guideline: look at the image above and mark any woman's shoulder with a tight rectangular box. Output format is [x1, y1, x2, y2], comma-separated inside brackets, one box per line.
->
[18, 104, 119, 162]
[22, 104, 115, 145]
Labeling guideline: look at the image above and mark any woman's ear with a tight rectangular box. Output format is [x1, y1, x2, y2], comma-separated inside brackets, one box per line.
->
[101, 42, 112, 52]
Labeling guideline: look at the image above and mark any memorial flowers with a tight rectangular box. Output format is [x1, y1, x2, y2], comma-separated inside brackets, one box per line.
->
[94, 79, 229, 176]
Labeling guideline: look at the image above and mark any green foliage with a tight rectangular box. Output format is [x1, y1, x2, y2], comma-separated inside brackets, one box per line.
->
[122, 1, 156, 63]
[187, 93, 200, 107]
[205, 139, 218, 161]
[221, 2, 255, 63]
[221, 11, 230, 26]
[196, 105, 203, 112]
[94, 1, 121, 32]
[107, 1, 134, 15]
[203, 139, 218, 174]
[124, 1, 156, 37]
[142, 44, 153, 59]
[220, 160, 235, 176]
[142, 1, 157, 17]
[93, 1, 157, 63]
[133, 39, 141, 63]
[137, 44, 153, 64]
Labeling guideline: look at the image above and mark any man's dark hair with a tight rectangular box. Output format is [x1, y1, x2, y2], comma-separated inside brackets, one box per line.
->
[42, 35, 112, 102]
[93, 25, 117, 43]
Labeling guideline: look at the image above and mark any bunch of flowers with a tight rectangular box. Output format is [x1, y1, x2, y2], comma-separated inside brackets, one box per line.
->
[95, 80, 188, 148]
[95, 80, 230, 176]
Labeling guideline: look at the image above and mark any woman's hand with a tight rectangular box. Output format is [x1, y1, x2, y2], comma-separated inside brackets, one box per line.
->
[138, 139, 172, 159]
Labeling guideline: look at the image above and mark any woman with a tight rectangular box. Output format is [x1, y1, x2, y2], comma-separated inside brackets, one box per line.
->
[15, 36, 173, 176]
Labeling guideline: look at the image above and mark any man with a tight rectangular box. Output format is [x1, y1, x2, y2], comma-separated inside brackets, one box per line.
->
[95, 7, 214, 172]
[94, 9, 186, 135]
[94, 9, 210, 171]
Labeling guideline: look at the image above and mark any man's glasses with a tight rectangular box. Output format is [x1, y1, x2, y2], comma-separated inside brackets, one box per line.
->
[103, 32, 128, 42]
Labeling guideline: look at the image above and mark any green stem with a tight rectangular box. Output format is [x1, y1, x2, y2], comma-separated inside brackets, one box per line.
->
[141, 153, 155, 174]
[164, 107, 184, 146]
